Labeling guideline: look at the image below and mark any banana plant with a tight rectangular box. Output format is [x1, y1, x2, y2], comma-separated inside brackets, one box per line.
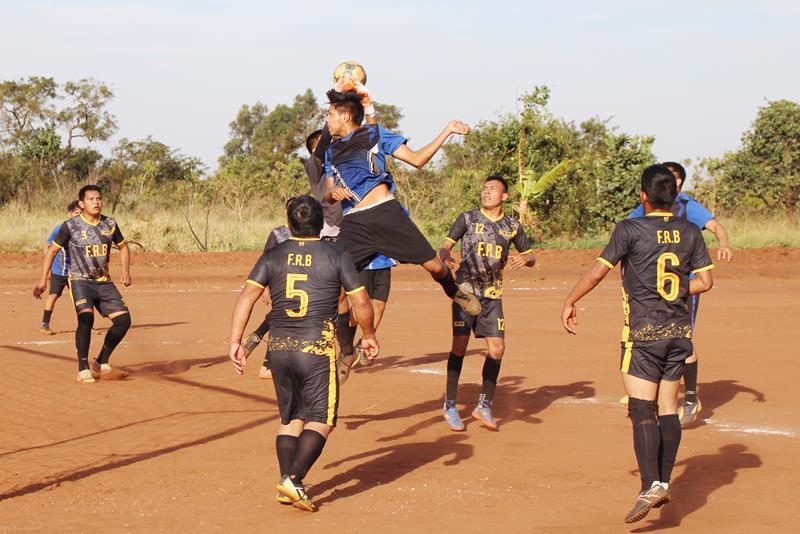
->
[516, 132, 571, 224]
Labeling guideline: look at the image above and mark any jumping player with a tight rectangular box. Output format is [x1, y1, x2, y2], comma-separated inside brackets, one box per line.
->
[322, 90, 481, 364]
[561, 165, 714, 523]
[438, 175, 535, 431]
[40, 200, 82, 335]
[33, 185, 132, 383]
[229, 195, 379, 512]
[629, 161, 732, 426]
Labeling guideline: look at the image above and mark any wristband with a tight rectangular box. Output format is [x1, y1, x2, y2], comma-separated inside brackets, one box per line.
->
[364, 104, 376, 117]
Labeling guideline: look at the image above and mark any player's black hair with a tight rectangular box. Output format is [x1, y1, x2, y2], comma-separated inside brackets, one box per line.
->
[78, 184, 102, 201]
[67, 200, 80, 212]
[661, 161, 687, 182]
[305, 130, 323, 155]
[641, 164, 677, 210]
[287, 195, 324, 238]
[326, 90, 364, 125]
[485, 174, 509, 193]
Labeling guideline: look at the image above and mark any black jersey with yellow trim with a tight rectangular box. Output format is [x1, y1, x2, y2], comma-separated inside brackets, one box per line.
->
[598, 211, 714, 343]
[246, 237, 364, 356]
[52, 214, 125, 282]
[447, 208, 533, 299]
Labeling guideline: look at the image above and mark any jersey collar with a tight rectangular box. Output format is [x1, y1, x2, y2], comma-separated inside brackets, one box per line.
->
[646, 211, 673, 217]
[480, 208, 504, 222]
[79, 213, 101, 226]
[289, 237, 320, 241]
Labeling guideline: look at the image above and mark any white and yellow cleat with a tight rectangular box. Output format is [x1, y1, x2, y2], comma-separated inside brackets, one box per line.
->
[76, 369, 96, 383]
[276, 476, 317, 512]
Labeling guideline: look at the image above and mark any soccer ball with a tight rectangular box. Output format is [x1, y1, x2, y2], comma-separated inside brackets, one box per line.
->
[333, 61, 367, 91]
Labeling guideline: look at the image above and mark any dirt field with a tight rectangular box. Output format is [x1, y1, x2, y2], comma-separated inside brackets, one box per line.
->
[1, 248, 798, 533]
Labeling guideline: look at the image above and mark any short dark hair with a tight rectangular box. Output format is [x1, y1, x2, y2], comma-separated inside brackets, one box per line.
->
[305, 130, 322, 155]
[78, 184, 102, 201]
[326, 90, 364, 126]
[287, 195, 324, 238]
[67, 200, 80, 212]
[661, 161, 686, 182]
[485, 174, 509, 193]
[641, 164, 677, 210]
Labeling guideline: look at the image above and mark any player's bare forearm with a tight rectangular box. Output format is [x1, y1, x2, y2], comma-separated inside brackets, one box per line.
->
[119, 243, 132, 286]
[564, 262, 609, 305]
[350, 289, 380, 359]
[34, 246, 59, 298]
[689, 270, 713, 295]
[706, 219, 733, 262]
[230, 284, 262, 343]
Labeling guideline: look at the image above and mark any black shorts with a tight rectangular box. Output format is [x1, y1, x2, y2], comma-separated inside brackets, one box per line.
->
[69, 280, 129, 317]
[49, 274, 69, 296]
[452, 297, 504, 338]
[358, 268, 392, 302]
[620, 338, 693, 383]
[337, 199, 436, 270]
[269, 350, 338, 427]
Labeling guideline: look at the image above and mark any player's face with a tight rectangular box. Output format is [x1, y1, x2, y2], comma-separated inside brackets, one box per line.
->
[326, 105, 351, 136]
[68, 208, 82, 218]
[80, 191, 103, 216]
[481, 180, 508, 209]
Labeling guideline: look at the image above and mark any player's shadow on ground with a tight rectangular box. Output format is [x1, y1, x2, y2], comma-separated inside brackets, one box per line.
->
[311, 434, 473, 507]
[128, 321, 189, 331]
[353, 349, 485, 374]
[45, 321, 188, 335]
[340, 378, 595, 441]
[126, 354, 229, 375]
[684, 379, 766, 429]
[631, 443, 762, 531]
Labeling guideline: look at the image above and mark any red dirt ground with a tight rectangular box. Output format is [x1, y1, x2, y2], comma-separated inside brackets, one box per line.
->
[1, 248, 798, 533]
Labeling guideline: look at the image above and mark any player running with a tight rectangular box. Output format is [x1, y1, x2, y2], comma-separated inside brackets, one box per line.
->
[33, 185, 132, 383]
[229, 195, 379, 512]
[39, 200, 82, 335]
[629, 161, 732, 426]
[438, 175, 535, 431]
[561, 164, 714, 523]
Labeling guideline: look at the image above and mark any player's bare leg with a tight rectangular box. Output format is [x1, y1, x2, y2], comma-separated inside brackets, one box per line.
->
[336, 289, 359, 384]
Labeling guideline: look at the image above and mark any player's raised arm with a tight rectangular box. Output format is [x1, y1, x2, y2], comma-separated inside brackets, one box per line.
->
[392, 120, 470, 169]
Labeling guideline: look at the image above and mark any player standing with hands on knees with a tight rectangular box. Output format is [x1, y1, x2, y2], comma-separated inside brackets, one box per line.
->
[229, 195, 379, 512]
[561, 165, 714, 523]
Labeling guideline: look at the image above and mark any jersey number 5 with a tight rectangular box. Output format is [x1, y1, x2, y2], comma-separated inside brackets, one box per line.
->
[286, 274, 309, 317]
[656, 252, 680, 301]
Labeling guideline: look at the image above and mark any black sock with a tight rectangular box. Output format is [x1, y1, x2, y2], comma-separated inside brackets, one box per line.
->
[658, 414, 682, 484]
[446, 353, 464, 401]
[276, 434, 299, 477]
[628, 398, 660, 491]
[336, 311, 356, 356]
[434, 270, 459, 299]
[97, 313, 131, 364]
[42, 309, 53, 325]
[76, 313, 94, 371]
[255, 314, 271, 338]
[480, 357, 502, 402]
[289, 429, 327, 486]
[683, 361, 698, 402]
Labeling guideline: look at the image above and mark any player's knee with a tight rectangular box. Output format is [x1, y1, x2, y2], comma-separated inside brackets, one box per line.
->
[487, 340, 505, 359]
[628, 398, 658, 425]
[111, 313, 131, 332]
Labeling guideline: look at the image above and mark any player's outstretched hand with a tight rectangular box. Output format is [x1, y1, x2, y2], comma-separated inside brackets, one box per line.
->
[229, 342, 247, 375]
[121, 272, 132, 287]
[561, 304, 578, 335]
[331, 187, 354, 202]
[438, 247, 456, 269]
[507, 255, 526, 270]
[361, 335, 380, 361]
[33, 281, 46, 299]
[447, 120, 471, 136]
[717, 246, 733, 263]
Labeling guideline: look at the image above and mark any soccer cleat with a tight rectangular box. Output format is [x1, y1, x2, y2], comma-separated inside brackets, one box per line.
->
[276, 492, 292, 505]
[276, 476, 317, 512]
[453, 289, 481, 316]
[40, 325, 55, 335]
[90, 359, 114, 379]
[76, 369, 96, 383]
[258, 366, 273, 380]
[336, 353, 357, 385]
[678, 399, 702, 427]
[624, 482, 670, 523]
[472, 400, 498, 430]
[354, 339, 371, 367]
[443, 400, 465, 431]
[241, 331, 263, 358]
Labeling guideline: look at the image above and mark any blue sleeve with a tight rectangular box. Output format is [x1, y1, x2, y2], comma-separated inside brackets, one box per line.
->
[378, 125, 407, 156]
[628, 204, 645, 219]
[685, 197, 714, 229]
[47, 225, 61, 244]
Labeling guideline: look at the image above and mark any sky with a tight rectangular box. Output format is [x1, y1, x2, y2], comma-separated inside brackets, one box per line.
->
[2, 0, 798, 175]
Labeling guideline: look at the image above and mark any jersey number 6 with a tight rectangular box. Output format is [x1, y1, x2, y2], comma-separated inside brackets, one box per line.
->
[286, 273, 309, 317]
[656, 252, 680, 302]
